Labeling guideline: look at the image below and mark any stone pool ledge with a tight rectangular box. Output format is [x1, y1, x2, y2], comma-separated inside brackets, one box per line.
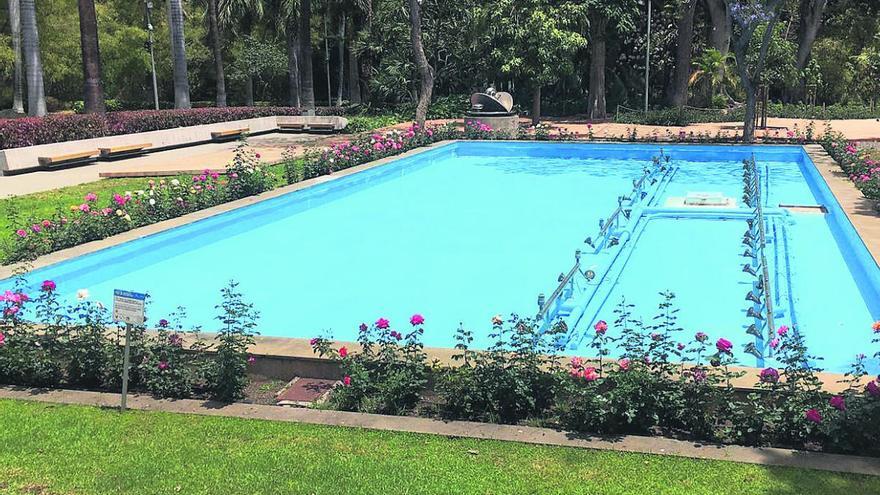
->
[804, 144, 880, 265]
[0, 140, 457, 280]
[237, 334, 867, 395]
[1, 385, 878, 476]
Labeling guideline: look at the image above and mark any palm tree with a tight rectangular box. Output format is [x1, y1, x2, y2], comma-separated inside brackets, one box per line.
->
[688, 48, 738, 105]
[300, 0, 315, 111]
[20, 0, 45, 116]
[206, 0, 227, 106]
[408, 0, 433, 127]
[77, 0, 106, 113]
[168, 0, 191, 109]
[8, 0, 24, 114]
[218, 0, 264, 106]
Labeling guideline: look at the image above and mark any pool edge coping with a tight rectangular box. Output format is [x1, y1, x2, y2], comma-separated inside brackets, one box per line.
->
[2, 385, 878, 477]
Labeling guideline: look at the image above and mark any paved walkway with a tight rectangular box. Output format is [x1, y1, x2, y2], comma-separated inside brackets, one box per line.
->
[0, 132, 327, 197]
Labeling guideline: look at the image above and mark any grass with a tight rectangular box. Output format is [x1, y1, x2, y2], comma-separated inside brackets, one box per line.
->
[0, 400, 878, 494]
[0, 162, 294, 259]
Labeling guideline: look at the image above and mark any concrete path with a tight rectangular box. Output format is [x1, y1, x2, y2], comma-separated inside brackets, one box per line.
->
[2, 385, 878, 476]
[0, 132, 325, 197]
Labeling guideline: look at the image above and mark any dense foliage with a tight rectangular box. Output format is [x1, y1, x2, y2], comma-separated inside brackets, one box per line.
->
[0, 0, 877, 117]
[310, 297, 880, 456]
[0, 278, 258, 401]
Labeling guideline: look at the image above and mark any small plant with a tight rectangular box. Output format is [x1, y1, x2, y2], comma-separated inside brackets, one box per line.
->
[207, 281, 259, 402]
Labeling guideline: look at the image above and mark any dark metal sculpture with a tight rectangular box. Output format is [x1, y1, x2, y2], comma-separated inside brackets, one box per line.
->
[469, 89, 515, 116]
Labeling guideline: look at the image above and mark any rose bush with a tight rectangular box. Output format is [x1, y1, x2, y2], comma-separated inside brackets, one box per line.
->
[0, 277, 256, 401]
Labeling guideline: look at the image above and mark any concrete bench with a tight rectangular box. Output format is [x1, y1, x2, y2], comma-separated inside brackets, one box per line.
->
[99, 143, 152, 160]
[279, 122, 307, 131]
[37, 150, 99, 168]
[308, 122, 336, 133]
[210, 128, 249, 141]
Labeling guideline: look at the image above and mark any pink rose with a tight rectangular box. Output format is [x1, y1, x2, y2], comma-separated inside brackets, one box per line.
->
[618, 358, 630, 371]
[0, 330, 5, 346]
[715, 338, 733, 354]
[830, 395, 846, 411]
[41, 280, 56, 292]
[777, 325, 789, 336]
[375, 318, 390, 330]
[409, 314, 425, 326]
[866, 381, 880, 397]
[594, 320, 608, 335]
[581, 367, 598, 382]
[343, 375, 351, 386]
[759, 367, 779, 384]
[805, 408, 822, 424]
[358, 323, 368, 332]
[338, 346, 348, 358]
[309, 338, 318, 346]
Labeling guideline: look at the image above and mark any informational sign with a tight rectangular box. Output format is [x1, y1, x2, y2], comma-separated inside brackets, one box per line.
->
[113, 289, 146, 325]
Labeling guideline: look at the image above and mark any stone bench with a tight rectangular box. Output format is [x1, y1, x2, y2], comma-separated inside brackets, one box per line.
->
[99, 143, 152, 160]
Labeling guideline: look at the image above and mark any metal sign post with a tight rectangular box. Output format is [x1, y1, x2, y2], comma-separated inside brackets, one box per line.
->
[113, 289, 146, 411]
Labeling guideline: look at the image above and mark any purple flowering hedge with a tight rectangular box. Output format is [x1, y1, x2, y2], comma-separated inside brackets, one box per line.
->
[0, 106, 344, 150]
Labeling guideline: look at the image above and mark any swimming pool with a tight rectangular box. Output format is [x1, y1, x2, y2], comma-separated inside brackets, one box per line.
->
[5, 142, 879, 373]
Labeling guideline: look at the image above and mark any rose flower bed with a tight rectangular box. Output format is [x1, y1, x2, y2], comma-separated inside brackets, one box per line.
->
[310, 295, 880, 457]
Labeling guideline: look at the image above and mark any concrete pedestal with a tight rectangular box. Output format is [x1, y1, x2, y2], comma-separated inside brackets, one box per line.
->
[464, 114, 520, 135]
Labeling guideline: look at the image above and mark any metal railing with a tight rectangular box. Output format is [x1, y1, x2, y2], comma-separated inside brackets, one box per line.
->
[742, 155, 776, 358]
[536, 152, 671, 323]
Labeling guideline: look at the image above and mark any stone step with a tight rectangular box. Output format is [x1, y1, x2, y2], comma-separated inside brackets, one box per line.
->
[275, 377, 338, 407]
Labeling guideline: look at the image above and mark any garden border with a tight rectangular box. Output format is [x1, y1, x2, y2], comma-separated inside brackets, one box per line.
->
[2, 385, 879, 476]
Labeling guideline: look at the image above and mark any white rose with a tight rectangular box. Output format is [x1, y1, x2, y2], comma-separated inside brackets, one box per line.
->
[149, 198, 156, 206]
[76, 289, 89, 301]
[171, 179, 180, 186]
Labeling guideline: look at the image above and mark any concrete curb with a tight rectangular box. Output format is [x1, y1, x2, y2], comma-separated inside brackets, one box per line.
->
[2, 385, 879, 477]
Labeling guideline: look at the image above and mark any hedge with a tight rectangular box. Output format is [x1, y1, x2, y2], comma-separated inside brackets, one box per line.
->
[0, 106, 347, 150]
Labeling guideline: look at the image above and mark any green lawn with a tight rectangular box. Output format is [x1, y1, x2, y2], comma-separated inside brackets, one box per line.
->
[0, 163, 292, 258]
[0, 400, 877, 494]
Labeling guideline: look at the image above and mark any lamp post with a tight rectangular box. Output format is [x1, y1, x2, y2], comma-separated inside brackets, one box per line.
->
[644, 0, 652, 114]
[145, 1, 159, 110]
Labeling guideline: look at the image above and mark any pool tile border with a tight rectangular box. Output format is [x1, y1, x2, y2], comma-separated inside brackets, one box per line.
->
[2, 385, 878, 476]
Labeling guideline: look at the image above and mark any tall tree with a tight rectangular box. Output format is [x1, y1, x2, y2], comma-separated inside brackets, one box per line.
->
[730, 0, 784, 142]
[490, 0, 587, 124]
[19, 0, 45, 116]
[337, 10, 346, 106]
[77, 0, 105, 113]
[705, 0, 731, 54]
[168, 0, 192, 109]
[219, 0, 264, 106]
[667, 0, 699, 107]
[8, 0, 24, 114]
[585, 0, 638, 119]
[793, 0, 827, 100]
[346, 13, 360, 104]
[206, 0, 228, 106]
[408, 0, 433, 127]
[300, 0, 315, 111]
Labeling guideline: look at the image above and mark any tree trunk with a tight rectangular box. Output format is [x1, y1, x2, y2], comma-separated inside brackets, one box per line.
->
[336, 12, 345, 106]
[300, 0, 315, 112]
[587, 14, 607, 120]
[8, 0, 24, 113]
[245, 73, 254, 106]
[347, 14, 360, 104]
[167, 0, 191, 109]
[20, 0, 45, 116]
[667, 0, 698, 108]
[705, 0, 730, 54]
[286, 21, 301, 107]
[733, 10, 779, 143]
[531, 85, 541, 125]
[206, 0, 226, 107]
[77, 0, 105, 113]
[794, 0, 827, 101]
[408, 0, 434, 127]
[358, 2, 373, 104]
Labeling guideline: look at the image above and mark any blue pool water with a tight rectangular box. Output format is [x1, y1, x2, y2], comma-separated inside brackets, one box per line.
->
[5, 142, 879, 373]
